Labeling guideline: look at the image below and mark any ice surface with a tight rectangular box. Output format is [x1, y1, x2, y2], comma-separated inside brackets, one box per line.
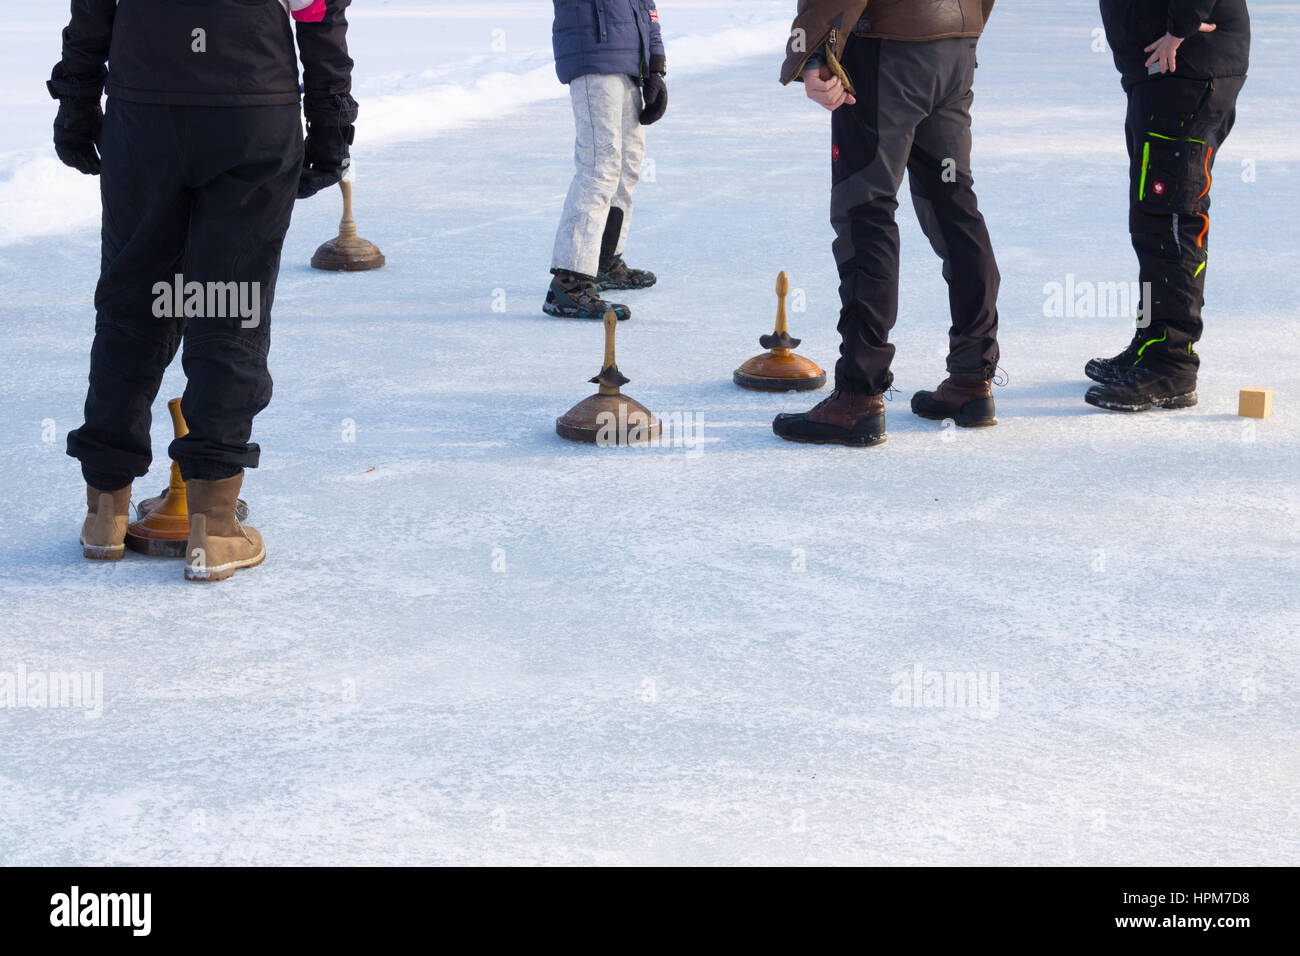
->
[0, 1, 1297, 866]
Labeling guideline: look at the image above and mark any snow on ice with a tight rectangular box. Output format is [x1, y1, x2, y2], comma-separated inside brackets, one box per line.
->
[0, 1, 1297, 865]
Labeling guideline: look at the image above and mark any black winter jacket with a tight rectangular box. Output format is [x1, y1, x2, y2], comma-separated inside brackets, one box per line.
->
[1100, 0, 1250, 89]
[49, 0, 357, 124]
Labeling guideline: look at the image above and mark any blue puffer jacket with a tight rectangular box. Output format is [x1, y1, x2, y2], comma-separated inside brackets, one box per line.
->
[553, 0, 665, 85]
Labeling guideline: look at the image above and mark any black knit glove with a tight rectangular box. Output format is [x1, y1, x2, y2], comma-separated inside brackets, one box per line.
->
[298, 121, 354, 199]
[640, 56, 668, 126]
[52, 98, 103, 175]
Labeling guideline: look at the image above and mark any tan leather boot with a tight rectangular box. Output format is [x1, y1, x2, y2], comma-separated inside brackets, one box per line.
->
[184, 472, 265, 582]
[80, 484, 132, 560]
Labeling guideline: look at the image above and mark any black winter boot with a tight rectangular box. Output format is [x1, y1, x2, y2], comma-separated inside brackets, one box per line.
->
[595, 209, 656, 291]
[543, 269, 630, 321]
[911, 374, 997, 427]
[1084, 364, 1198, 412]
[772, 389, 886, 447]
[1086, 327, 1158, 385]
[596, 254, 657, 292]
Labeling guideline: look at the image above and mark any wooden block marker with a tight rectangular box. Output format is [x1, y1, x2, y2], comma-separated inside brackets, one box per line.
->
[556, 310, 660, 445]
[733, 271, 826, 392]
[1238, 387, 1273, 419]
[311, 179, 386, 272]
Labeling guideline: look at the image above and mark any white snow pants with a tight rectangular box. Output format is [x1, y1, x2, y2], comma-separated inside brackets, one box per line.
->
[551, 73, 645, 277]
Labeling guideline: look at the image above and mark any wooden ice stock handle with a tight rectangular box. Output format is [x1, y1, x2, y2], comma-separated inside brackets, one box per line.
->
[774, 271, 789, 338]
[166, 397, 189, 439]
[603, 310, 618, 371]
[338, 180, 357, 240]
[164, 397, 188, 501]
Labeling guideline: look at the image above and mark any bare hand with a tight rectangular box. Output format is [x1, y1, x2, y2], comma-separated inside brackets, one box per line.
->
[1145, 23, 1216, 74]
[803, 65, 856, 111]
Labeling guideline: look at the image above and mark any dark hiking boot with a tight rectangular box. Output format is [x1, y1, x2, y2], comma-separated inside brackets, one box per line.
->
[1086, 328, 1155, 385]
[596, 254, 656, 292]
[911, 374, 997, 427]
[543, 270, 630, 321]
[1084, 364, 1198, 412]
[772, 389, 886, 447]
[593, 207, 653, 292]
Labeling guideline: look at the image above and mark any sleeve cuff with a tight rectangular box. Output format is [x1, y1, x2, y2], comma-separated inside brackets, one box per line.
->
[303, 92, 359, 126]
[1166, 14, 1196, 39]
[47, 67, 106, 100]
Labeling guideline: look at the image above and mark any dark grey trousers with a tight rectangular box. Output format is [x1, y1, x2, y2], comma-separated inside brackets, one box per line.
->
[830, 36, 1001, 393]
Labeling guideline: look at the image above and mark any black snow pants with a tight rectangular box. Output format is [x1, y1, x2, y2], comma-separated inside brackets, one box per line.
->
[1124, 73, 1245, 372]
[67, 99, 302, 491]
[830, 36, 1000, 395]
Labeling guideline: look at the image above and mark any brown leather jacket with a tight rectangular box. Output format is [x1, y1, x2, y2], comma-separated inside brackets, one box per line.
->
[781, 0, 995, 89]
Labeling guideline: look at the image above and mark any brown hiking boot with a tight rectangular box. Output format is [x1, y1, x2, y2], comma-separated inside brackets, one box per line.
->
[772, 389, 887, 447]
[911, 374, 997, 427]
[80, 484, 132, 560]
[184, 472, 265, 582]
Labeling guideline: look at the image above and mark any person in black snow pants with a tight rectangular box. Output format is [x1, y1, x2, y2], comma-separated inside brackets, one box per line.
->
[1086, 0, 1250, 412]
[52, 0, 358, 581]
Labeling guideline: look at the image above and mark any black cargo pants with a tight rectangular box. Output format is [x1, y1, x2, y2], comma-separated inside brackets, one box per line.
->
[1124, 73, 1244, 372]
[67, 99, 302, 490]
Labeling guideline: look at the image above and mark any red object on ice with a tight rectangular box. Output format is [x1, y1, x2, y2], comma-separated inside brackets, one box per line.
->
[292, 0, 327, 23]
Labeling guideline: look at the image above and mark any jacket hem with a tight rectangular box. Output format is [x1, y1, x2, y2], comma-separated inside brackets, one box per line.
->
[107, 86, 302, 108]
[857, 31, 983, 42]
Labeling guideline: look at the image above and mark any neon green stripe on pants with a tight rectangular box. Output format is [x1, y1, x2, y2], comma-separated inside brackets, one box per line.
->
[1139, 141, 1151, 201]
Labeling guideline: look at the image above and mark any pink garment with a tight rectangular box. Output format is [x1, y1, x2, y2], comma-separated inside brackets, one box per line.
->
[292, 0, 327, 23]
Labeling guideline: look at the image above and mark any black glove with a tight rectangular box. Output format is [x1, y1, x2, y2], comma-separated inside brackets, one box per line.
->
[53, 98, 103, 175]
[298, 121, 354, 199]
[640, 56, 668, 126]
